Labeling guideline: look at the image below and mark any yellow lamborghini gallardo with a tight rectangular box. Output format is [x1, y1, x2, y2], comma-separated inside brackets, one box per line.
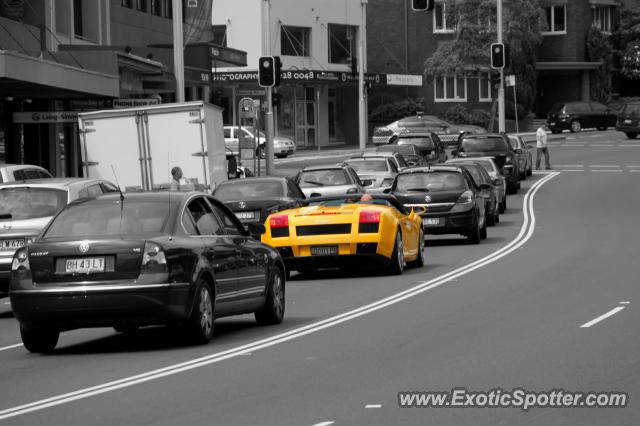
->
[261, 195, 425, 275]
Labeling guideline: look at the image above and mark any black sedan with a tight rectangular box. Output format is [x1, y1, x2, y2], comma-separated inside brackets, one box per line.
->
[390, 165, 488, 244]
[213, 177, 306, 230]
[376, 144, 428, 167]
[9, 191, 286, 353]
[445, 160, 499, 227]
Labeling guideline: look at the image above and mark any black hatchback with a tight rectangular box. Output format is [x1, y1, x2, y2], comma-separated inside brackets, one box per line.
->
[615, 101, 640, 139]
[547, 101, 616, 133]
[10, 192, 286, 353]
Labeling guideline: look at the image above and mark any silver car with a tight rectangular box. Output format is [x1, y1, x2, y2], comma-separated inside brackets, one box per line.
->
[295, 165, 364, 198]
[344, 157, 398, 194]
[446, 157, 507, 214]
[0, 178, 118, 296]
[224, 126, 297, 158]
[0, 164, 53, 183]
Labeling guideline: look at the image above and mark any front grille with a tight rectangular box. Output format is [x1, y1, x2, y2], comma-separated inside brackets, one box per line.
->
[358, 223, 379, 233]
[296, 224, 351, 236]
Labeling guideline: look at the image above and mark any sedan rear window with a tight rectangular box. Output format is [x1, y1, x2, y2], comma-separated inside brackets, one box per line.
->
[396, 172, 465, 192]
[377, 145, 417, 155]
[0, 187, 67, 220]
[397, 137, 435, 149]
[44, 201, 171, 237]
[346, 160, 389, 173]
[298, 170, 349, 187]
[459, 137, 509, 152]
[214, 181, 284, 200]
[621, 104, 640, 116]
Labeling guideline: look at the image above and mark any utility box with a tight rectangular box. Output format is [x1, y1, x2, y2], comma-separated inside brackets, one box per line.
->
[78, 101, 227, 191]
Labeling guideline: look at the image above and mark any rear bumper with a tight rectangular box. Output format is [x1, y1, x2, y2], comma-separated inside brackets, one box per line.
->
[615, 124, 639, 133]
[547, 119, 570, 130]
[10, 282, 191, 329]
[282, 253, 390, 271]
[421, 211, 475, 236]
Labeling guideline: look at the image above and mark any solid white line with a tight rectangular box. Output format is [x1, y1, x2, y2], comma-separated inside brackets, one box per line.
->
[0, 344, 23, 352]
[625, 165, 640, 168]
[562, 170, 585, 172]
[629, 170, 640, 173]
[555, 165, 584, 167]
[591, 170, 623, 173]
[580, 306, 626, 328]
[365, 404, 382, 409]
[0, 173, 560, 421]
[588, 165, 620, 168]
[310, 422, 335, 426]
[620, 301, 630, 305]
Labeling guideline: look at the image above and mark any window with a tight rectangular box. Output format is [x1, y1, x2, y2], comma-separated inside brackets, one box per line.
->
[478, 71, 492, 102]
[122, 0, 132, 8]
[209, 199, 244, 236]
[592, 6, 611, 33]
[281, 26, 310, 56]
[186, 198, 223, 236]
[328, 24, 357, 64]
[543, 5, 566, 34]
[212, 25, 227, 47]
[433, 1, 455, 33]
[434, 75, 467, 102]
[73, 0, 83, 37]
[163, 0, 172, 18]
[136, 0, 147, 11]
[150, 0, 161, 16]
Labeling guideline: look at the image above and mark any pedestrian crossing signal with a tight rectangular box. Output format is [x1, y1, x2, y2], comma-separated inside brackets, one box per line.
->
[412, 0, 434, 11]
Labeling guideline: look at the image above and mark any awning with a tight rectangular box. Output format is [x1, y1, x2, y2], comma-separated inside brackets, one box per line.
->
[536, 61, 602, 71]
[0, 50, 119, 99]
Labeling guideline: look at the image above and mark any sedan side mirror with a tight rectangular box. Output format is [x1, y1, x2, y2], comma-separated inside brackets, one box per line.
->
[247, 222, 266, 235]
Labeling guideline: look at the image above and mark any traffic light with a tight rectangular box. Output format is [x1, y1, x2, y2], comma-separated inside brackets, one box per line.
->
[491, 73, 502, 89]
[272, 92, 280, 108]
[274, 56, 282, 87]
[490, 43, 505, 69]
[350, 56, 357, 78]
[412, 0, 434, 11]
[258, 56, 276, 87]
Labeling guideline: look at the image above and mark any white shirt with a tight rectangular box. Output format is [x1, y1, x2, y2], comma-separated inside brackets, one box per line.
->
[536, 127, 548, 148]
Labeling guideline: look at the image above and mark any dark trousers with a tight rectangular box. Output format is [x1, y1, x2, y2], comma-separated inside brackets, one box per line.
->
[536, 147, 551, 169]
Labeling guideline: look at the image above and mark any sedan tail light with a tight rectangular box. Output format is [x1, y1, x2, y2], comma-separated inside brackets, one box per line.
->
[11, 248, 31, 279]
[269, 215, 289, 228]
[138, 242, 168, 283]
[359, 210, 381, 223]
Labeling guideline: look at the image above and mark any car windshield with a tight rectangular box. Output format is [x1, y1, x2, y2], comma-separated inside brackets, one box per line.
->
[460, 137, 509, 152]
[396, 172, 465, 192]
[0, 187, 67, 220]
[298, 169, 349, 187]
[397, 137, 435, 148]
[621, 104, 640, 115]
[43, 201, 171, 238]
[346, 160, 389, 173]
[378, 145, 416, 155]
[215, 181, 283, 200]
[397, 116, 445, 127]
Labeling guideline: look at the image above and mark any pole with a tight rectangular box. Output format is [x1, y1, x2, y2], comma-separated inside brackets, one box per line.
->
[262, 0, 274, 175]
[513, 84, 519, 133]
[172, 0, 185, 102]
[497, 0, 505, 133]
[358, 0, 368, 150]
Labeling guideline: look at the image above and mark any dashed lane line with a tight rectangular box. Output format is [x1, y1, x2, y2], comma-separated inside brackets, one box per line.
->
[580, 306, 626, 328]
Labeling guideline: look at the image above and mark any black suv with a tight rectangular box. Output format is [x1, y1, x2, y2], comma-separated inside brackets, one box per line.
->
[546, 101, 616, 133]
[395, 129, 448, 163]
[615, 101, 640, 139]
[452, 133, 520, 194]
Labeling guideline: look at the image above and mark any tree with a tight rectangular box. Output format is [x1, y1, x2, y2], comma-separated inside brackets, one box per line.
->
[613, 5, 640, 81]
[587, 26, 613, 102]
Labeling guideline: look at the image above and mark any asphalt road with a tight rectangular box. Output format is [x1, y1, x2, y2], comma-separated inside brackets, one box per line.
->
[0, 129, 638, 425]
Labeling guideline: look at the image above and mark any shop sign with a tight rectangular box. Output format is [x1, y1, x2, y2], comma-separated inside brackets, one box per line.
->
[12, 111, 78, 124]
[112, 98, 161, 109]
[386, 74, 423, 86]
[212, 70, 387, 84]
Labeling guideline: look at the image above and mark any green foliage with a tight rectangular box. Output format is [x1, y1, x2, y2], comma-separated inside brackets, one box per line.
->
[587, 26, 614, 101]
[621, 42, 640, 80]
[444, 104, 469, 124]
[467, 108, 492, 128]
[368, 98, 424, 123]
[613, 5, 640, 80]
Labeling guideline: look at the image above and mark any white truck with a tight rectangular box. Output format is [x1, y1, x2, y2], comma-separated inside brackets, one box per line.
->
[78, 101, 228, 192]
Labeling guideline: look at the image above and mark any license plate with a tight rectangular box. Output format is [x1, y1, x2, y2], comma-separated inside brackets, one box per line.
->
[65, 257, 105, 274]
[423, 217, 443, 227]
[310, 245, 339, 256]
[1, 239, 25, 250]
[625, 119, 632, 124]
[235, 211, 257, 221]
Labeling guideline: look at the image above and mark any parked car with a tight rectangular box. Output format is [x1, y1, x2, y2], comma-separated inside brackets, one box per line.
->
[224, 126, 297, 158]
[615, 101, 640, 139]
[390, 165, 488, 244]
[445, 160, 499, 226]
[446, 157, 507, 213]
[546, 101, 617, 133]
[295, 165, 364, 198]
[0, 178, 118, 297]
[261, 194, 424, 276]
[373, 113, 487, 145]
[376, 144, 428, 167]
[9, 191, 285, 353]
[507, 134, 533, 179]
[213, 177, 306, 231]
[0, 164, 53, 183]
[453, 133, 520, 194]
[361, 151, 408, 171]
[395, 129, 448, 163]
[344, 157, 399, 193]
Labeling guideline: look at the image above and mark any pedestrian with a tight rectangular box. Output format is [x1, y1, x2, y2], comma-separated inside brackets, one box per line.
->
[535, 124, 552, 170]
[170, 166, 183, 190]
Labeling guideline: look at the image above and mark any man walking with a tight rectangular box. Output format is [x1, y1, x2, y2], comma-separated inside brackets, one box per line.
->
[536, 124, 552, 170]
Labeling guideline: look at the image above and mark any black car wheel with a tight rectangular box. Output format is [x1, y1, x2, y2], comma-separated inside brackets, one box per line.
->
[255, 266, 285, 325]
[275, 154, 287, 159]
[480, 216, 488, 240]
[389, 230, 405, 275]
[626, 133, 638, 139]
[487, 207, 496, 227]
[570, 119, 582, 133]
[527, 164, 533, 177]
[494, 208, 500, 224]
[409, 228, 425, 268]
[500, 196, 507, 213]
[20, 324, 59, 353]
[467, 214, 481, 244]
[187, 279, 215, 344]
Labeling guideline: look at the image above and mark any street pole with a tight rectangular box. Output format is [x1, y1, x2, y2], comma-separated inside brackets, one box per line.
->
[262, 0, 274, 175]
[497, 0, 505, 133]
[358, 0, 368, 150]
[172, 0, 185, 103]
[260, 0, 275, 174]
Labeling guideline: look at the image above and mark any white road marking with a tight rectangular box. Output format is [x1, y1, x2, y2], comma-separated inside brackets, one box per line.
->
[629, 170, 640, 173]
[365, 404, 382, 409]
[310, 421, 335, 426]
[580, 306, 626, 328]
[0, 173, 560, 421]
[588, 165, 620, 167]
[563, 170, 585, 172]
[620, 301, 630, 305]
[0, 344, 23, 352]
[590, 144, 614, 147]
[625, 165, 640, 168]
[620, 144, 640, 147]
[555, 165, 584, 167]
[591, 170, 623, 173]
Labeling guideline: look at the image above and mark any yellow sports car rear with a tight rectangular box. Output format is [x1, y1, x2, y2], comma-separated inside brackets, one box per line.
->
[261, 195, 425, 275]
